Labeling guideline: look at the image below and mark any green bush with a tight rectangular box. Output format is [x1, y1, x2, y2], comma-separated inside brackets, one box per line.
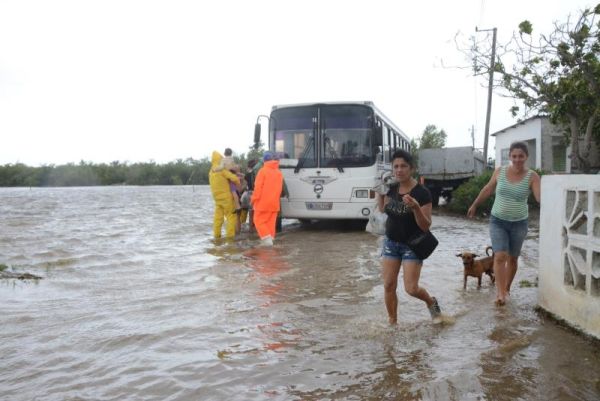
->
[448, 170, 494, 216]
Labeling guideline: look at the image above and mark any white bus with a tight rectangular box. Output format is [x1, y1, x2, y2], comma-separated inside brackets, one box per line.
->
[254, 101, 411, 222]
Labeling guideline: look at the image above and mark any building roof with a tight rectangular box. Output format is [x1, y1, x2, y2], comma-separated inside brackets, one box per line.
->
[491, 115, 548, 137]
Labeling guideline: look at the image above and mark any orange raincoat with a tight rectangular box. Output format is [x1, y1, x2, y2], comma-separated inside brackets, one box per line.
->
[251, 159, 283, 239]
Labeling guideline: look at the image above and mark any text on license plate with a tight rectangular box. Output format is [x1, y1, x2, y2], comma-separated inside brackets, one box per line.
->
[305, 202, 333, 210]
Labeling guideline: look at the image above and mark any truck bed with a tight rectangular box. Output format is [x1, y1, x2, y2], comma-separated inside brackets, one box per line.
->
[418, 147, 485, 180]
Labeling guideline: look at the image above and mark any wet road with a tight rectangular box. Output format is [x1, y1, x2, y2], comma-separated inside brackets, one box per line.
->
[1, 186, 599, 401]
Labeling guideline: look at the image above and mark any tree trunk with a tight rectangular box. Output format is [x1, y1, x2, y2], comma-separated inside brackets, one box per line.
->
[581, 115, 596, 173]
[569, 116, 581, 172]
[569, 116, 591, 174]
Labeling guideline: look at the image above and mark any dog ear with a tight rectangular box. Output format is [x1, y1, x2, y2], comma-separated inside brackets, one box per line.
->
[456, 253, 463, 257]
[474, 254, 479, 258]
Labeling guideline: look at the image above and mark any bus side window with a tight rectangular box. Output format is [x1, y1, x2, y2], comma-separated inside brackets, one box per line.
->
[382, 125, 390, 163]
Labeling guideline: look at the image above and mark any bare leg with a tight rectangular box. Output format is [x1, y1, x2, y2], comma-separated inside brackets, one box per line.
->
[506, 255, 519, 294]
[248, 210, 255, 234]
[232, 192, 241, 210]
[382, 258, 401, 324]
[234, 213, 241, 235]
[402, 261, 434, 306]
[493, 252, 509, 305]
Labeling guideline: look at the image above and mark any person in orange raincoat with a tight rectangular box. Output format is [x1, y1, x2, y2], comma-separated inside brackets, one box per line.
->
[251, 152, 283, 246]
[209, 151, 240, 239]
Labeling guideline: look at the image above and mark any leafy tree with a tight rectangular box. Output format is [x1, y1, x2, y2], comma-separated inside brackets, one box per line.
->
[409, 138, 420, 163]
[463, 4, 600, 172]
[417, 124, 447, 149]
[244, 141, 265, 167]
[0, 157, 212, 187]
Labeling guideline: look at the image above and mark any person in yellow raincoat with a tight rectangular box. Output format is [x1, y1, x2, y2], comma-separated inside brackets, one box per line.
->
[251, 152, 283, 246]
[209, 151, 241, 239]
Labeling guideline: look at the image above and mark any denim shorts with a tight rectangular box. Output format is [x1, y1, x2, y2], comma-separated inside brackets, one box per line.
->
[381, 236, 422, 262]
[489, 215, 528, 257]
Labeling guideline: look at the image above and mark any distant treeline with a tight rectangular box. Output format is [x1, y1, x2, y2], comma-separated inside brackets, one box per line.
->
[1, 145, 265, 187]
[0, 158, 219, 187]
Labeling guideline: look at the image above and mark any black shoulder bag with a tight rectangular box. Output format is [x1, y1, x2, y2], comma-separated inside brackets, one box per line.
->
[406, 229, 439, 260]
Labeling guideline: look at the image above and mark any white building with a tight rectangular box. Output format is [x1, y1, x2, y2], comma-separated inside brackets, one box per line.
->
[491, 116, 599, 173]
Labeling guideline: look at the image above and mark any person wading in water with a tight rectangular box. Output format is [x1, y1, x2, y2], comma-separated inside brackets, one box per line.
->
[467, 141, 541, 306]
[377, 150, 442, 324]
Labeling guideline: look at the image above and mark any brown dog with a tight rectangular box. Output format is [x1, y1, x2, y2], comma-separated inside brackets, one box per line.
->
[457, 246, 495, 289]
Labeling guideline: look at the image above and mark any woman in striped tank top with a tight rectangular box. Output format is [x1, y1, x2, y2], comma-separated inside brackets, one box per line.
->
[467, 142, 541, 306]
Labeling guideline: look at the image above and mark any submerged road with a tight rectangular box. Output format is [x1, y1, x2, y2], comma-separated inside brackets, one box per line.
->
[0, 186, 598, 401]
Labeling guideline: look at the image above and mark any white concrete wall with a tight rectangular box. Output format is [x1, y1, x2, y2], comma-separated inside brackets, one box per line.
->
[538, 175, 600, 339]
[494, 118, 542, 169]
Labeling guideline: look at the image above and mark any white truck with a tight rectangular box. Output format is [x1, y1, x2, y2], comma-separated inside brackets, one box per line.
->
[417, 146, 486, 206]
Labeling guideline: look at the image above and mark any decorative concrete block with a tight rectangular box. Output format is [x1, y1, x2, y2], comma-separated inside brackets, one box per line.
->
[538, 175, 600, 339]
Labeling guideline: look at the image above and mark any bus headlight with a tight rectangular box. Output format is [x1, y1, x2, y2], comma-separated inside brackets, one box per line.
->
[355, 189, 368, 198]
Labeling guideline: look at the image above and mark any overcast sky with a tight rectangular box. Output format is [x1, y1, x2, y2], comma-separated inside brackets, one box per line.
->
[0, 0, 594, 166]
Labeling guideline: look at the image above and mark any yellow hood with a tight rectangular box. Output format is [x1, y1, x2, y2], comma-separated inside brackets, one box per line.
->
[211, 151, 223, 171]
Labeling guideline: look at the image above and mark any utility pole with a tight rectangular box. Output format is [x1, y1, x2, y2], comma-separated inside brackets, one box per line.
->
[471, 125, 475, 149]
[476, 26, 497, 167]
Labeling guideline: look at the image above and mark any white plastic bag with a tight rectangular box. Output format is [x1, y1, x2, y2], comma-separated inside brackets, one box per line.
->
[372, 171, 397, 196]
[365, 205, 387, 235]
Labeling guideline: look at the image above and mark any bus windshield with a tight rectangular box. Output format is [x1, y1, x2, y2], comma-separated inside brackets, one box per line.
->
[272, 106, 317, 168]
[321, 105, 374, 168]
[271, 104, 375, 168]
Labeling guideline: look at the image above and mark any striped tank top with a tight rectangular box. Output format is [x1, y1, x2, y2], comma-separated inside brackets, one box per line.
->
[491, 166, 532, 221]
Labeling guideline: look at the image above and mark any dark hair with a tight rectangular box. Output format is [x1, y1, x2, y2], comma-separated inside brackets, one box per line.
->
[247, 159, 257, 169]
[509, 141, 529, 157]
[224, 148, 233, 156]
[391, 149, 415, 168]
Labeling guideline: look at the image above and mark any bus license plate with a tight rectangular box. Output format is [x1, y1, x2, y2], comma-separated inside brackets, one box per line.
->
[306, 202, 333, 210]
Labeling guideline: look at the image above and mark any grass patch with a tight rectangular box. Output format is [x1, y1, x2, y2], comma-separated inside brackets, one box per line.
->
[519, 279, 537, 288]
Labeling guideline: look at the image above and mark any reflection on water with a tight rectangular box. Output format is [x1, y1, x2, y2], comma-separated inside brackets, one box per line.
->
[1, 186, 599, 401]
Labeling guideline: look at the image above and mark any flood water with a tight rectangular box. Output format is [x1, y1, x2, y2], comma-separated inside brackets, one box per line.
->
[1, 186, 599, 401]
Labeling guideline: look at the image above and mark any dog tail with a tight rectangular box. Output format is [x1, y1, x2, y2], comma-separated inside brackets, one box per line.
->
[485, 246, 494, 256]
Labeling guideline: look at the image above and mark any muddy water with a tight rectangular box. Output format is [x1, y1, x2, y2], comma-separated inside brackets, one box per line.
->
[1, 186, 599, 401]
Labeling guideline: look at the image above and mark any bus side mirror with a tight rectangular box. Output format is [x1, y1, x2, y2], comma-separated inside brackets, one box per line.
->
[373, 126, 382, 147]
[254, 123, 261, 149]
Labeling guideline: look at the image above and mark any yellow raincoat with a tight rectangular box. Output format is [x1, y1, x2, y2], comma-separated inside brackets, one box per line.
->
[209, 151, 240, 238]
